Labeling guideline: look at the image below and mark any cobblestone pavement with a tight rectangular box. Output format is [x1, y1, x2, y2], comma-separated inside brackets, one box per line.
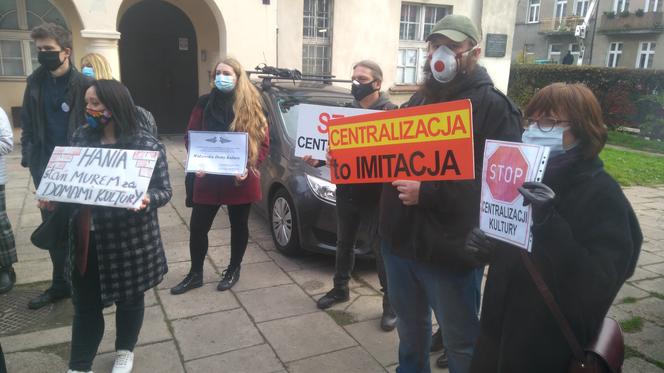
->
[1, 136, 663, 373]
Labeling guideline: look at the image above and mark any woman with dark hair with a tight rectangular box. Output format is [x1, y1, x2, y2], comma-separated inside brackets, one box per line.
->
[170, 57, 269, 295]
[42, 79, 171, 373]
[467, 83, 642, 372]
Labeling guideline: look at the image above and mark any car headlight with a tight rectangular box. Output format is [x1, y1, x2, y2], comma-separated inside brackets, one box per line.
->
[306, 174, 336, 204]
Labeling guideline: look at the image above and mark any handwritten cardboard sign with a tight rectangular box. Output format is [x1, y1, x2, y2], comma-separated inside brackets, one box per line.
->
[479, 140, 549, 251]
[36, 146, 159, 209]
[326, 100, 475, 184]
[294, 104, 377, 161]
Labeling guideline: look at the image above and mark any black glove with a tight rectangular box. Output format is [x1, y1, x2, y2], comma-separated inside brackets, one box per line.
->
[462, 228, 495, 267]
[518, 181, 555, 224]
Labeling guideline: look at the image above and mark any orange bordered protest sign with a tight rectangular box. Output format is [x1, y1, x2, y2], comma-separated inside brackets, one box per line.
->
[327, 100, 475, 184]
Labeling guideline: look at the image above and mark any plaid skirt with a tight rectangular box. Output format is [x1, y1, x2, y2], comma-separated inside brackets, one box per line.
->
[0, 186, 17, 267]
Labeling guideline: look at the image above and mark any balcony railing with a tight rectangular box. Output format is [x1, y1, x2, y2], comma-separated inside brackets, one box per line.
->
[598, 12, 664, 34]
[538, 16, 585, 35]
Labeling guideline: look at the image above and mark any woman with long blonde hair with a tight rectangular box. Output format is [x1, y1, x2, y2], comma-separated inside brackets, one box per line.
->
[171, 57, 269, 294]
[79, 53, 113, 79]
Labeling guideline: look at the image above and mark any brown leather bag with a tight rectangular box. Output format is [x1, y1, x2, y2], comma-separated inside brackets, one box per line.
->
[521, 251, 624, 373]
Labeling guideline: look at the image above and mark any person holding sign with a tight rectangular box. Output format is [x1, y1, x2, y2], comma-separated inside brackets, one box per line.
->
[20, 23, 92, 310]
[171, 58, 269, 295]
[376, 15, 522, 373]
[0, 107, 16, 294]
[49, 79, 172, 373]
[467, 83, 642, 373]
[305, 60, 399, 332]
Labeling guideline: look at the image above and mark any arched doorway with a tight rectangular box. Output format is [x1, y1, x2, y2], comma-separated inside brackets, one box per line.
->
[119, 0, 198, 134]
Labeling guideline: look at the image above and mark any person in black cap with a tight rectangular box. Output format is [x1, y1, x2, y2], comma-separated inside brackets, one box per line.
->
[376, 14, 522, 373]
[20, 22, 91, 310]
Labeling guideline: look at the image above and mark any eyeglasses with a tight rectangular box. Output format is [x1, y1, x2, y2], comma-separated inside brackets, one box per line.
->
[524, 117, 572, 132]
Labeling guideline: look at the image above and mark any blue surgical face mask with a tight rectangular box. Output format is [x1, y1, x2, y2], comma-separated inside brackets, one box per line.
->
[522, 124, 569, 157]
[81, 66, 95, 78]
[215, 74, 235, 92]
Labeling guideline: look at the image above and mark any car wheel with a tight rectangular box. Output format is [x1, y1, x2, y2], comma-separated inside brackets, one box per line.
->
[270, 188, 302, 256]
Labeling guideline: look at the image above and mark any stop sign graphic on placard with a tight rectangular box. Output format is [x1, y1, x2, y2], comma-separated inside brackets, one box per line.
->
[486, 146, 529, 203]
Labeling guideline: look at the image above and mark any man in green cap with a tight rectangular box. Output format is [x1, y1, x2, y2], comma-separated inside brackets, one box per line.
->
[378, 14, 522, 373]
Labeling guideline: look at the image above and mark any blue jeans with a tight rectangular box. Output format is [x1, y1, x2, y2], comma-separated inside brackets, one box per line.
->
[382, 242, 481, 373]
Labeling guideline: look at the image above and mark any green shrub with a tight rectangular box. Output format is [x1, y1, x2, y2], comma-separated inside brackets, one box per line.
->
[508, 65, 664, 129]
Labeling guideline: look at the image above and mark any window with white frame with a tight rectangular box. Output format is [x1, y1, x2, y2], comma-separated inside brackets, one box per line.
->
[396, 3, 452, 84]
[569, 43, 581, 63]
[613, 0, 629, 12]
[574, 0, 590, 16]
[302, 0, 332, 76]
[645, 0, 661, 12]
[528, 0, 541, 23]
[606, 42, 622, 67]
[548, 43, 562, 62]
[636, 42, 656, 69]
[0, 0, 67, 77]
[554, 0, 568, 29]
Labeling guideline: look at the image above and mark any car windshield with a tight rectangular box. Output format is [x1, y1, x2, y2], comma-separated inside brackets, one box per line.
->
[277, 95, 355, 141]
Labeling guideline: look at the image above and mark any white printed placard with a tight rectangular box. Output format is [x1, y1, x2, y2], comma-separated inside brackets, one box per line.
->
[479, 140, 549, 251]
[36, 146, 159, 209]
[294, 104, 377, 161]
[186, 131, 248, 175]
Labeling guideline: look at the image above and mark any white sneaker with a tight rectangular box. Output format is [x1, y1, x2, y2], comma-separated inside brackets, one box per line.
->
[67, 370, 93, 373]
[111, 350, 134, 373]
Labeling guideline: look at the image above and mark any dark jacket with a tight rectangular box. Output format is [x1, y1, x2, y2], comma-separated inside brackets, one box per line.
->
[379, 66, 522, 269]
[337, 92, 398, 205]
[66, 126, 172, 305]
[470, 157, 642, 373]
[20, 65, 91, 186]
[185, 94, 270, 206]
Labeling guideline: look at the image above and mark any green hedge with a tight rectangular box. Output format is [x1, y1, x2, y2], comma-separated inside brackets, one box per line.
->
[508, 65, 664, 129]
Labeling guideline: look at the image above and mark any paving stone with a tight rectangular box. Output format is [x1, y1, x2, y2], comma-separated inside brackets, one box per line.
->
[208, 242, 272, 268]
[258, 312, 356, 362]
[158, 282, 239, 320]
[18, 211, 42, 229]
[13, 258, 53, 285]
[624, 322, 664, 362]
[606, 305, 631, 321]
[634, 277, 664, 296]
[5, 351, 68, 373]
[616, 283, 651, 302]
[236, 283, 315, 323]
[344, 295, 383, 323]
[207, 228, 232, 246]
[157, 260, 218, 290]
[159, 227, 191, 244]
[171, 308, 263, 361]
[628, 266, 662, 282]
[266, 250, 329, 272]
[289, 266, 360, 295]
[2, 326, 71, 353]
[287, 346, 385, 373]
[345, 318, 399, 366]
[353, 285, 380, 296]
[97, 305, 172, 354]
[616, 297, 664, 326]
[184, 343, 283, 373]
[230, 261, 292, 292]
[163, 240, 193, 263]
[638, 251, 664, 266]
[643, 262, 664, 276]
[386, 354, 450, 373]
[93, 341, 184, 372]
[623, 357, 664, 373]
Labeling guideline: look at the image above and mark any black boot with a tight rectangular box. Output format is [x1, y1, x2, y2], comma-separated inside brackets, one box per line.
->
[27, 288, 70, 310]
[0, 266, 16, 294]
[170, 271, 203, 295]
[380, 303, 397, 332]
[217, 265, 240, 291]
[316, 286, 349, 309]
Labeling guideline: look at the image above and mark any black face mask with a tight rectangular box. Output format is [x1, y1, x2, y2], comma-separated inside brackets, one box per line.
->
[38, 50, 65, 71]
[351, 80, 377, 102]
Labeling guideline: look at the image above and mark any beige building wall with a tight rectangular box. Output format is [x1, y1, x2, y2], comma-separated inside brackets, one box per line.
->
[2, 0, 518, 127]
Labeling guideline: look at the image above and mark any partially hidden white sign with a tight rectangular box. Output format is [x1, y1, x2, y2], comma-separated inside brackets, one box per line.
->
[36, 146, 159, 209]
[479, 140, 549, 251]
[294, 104, 377, 161]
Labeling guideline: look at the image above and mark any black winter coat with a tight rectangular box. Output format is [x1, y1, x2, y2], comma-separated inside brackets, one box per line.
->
[20, 65, 91, 186]
[379, 67, 522, 269]
[470, 157, 642, 373]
